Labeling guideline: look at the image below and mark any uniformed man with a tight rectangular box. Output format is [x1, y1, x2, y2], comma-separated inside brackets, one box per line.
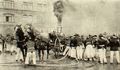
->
[109, 34, 120, 64]
[24, 25, 36, 65]
[63, 37, 71, 56]
[84, 35, 95, 61]
[69, 35, 77, 58]
[97, 34, 108, 64]
[49, 31, 57, 43]
[75, 34, 84, 60]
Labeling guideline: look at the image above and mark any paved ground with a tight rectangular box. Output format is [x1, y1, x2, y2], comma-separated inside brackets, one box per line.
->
[0, 51, 120, 70]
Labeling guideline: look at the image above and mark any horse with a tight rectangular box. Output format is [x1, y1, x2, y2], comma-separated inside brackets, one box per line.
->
[35, 35, 48, 62]
[14, 25, 27, 62]
[35, 31, 62, 60]
[35, 32, 51, 61]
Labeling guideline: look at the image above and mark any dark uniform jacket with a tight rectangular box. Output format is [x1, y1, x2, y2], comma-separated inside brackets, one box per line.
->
[25, 30, 36, 51]
[85, 37, 93, 47]
[70, 37, 78, 47]
[49, 33, 57, 43]
[15, 28, 25, 48]
[109, 38, 120, 51]
[35, 38, 46, 50]
[92, 39, 98, 48]
[97, 38, 108, 49]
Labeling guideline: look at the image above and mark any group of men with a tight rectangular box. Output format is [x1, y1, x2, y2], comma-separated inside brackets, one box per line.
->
[0, 24, 120, 65]
[63, 33, 120, 64]
[0, 34, 15, 53]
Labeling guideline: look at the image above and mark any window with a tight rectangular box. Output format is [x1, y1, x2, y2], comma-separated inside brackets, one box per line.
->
[23, 2, 33, 10]
[4, 13, 14, 23]
[23, 14, 33, 24]
[37, 3, 47, 11]
[3, 0, 14, 9]
[6, 16, 9, 22]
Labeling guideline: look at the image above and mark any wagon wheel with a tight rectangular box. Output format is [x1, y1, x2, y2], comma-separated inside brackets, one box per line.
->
[53, 37, 61, 58]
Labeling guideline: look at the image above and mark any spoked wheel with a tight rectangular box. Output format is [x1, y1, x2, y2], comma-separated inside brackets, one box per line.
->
[53, 38, 61, 58]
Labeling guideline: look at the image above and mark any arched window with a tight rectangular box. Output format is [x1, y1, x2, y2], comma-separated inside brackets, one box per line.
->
[23, 14, 33, 24]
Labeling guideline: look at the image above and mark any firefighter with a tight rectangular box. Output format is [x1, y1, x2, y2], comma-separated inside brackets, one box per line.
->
[24, 25, 36, 65]
[109, 35, 120, 64]
[97, 34, 108, 64]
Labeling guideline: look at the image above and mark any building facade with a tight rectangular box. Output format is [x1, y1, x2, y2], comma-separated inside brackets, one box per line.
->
[0, 0, 57, 35]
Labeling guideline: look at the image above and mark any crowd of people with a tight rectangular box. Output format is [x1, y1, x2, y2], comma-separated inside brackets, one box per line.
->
[0, 34, 15, 54]
[0, 24, 120, 65]
[63, 33, 120, 64]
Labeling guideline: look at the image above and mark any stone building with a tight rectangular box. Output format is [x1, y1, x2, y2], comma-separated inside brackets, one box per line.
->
[0, 0, 57, 35]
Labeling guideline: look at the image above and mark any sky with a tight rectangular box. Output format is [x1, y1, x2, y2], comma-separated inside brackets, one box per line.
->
[52, 0, 120, 35]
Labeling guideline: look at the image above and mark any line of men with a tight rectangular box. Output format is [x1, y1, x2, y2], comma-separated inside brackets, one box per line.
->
[0, 26, 120, 65]
[63, 33, 120, 64]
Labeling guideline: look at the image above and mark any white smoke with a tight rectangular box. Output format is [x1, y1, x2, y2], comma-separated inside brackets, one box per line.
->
[61, 0, 120, 35]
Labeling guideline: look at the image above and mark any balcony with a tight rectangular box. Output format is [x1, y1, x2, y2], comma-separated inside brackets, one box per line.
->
[0, 1, 48, 12]
[2, 0, 14, 9]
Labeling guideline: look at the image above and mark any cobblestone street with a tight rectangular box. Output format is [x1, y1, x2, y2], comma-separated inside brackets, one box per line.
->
[0, 50, 120, 70]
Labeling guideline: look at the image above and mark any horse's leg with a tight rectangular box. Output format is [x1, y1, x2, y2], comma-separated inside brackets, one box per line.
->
[55, 48, 57, 58]
[2, 41, 4, 52]
[57, 47, 60, 58]
[41, 50, 44, 63]
[20, 47, 24, 61]
[55, 52, 57, 58]
[22, 48, 26, 62]
[47, 50, 49, 59]
[24, 46, 27, 61]
[38, 49, 40, 61]
[47, 45, 50, 59]
[38, 49, 41, 62]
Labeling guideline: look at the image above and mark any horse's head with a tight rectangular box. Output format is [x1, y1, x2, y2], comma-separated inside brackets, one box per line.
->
[24, 24, 33, 33]
[14, 24, 22, 32]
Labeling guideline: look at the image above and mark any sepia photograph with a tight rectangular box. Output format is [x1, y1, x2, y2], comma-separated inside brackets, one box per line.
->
[0, 0, 120, 70]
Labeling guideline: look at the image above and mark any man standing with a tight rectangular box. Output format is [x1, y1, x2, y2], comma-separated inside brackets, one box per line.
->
[109, 35, 120, 64]
[70, 35, 77, 59]
[84, 36, 95, 61]
[24, 25, 36, 65]
[97, 34, 108, 64]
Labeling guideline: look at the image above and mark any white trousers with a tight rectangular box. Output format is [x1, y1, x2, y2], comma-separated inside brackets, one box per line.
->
[70, 47, 76, 58]
[76, 46, 84, 59]
[98, 48, 107, 63]
[63, 46, 70, 56]
[110, 51, 120, 63]
[10, 45, 16, 52]
[25, 51, 36, 64]
[15, 48, 23, 60]
[6, 44, 11, 51]
[84, 45, 94, 58]
[0, 44, 2, 52]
